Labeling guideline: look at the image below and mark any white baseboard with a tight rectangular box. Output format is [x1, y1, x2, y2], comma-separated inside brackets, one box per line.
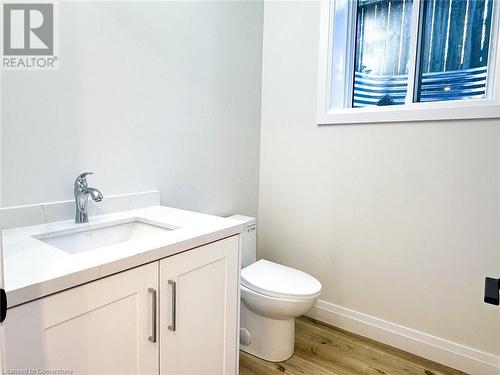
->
[306, 300, 500, 375]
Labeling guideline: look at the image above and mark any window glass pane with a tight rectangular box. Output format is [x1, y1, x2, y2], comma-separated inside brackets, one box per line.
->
[415, 0, 493, 102]
[353, 0, 414, 108]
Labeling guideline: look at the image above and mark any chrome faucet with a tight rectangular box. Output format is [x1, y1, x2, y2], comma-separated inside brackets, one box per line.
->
[74, 172, 103, 223]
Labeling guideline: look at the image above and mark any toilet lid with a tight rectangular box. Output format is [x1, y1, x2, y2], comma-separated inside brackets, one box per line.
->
[241, 259, 322, 300]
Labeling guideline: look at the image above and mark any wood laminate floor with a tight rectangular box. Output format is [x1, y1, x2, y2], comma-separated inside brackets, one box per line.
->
[239, 317, 467, 375]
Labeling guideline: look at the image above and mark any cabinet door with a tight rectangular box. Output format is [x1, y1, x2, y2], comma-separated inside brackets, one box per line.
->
[4, 262, 159, 375]
[160, 236, 239, 375]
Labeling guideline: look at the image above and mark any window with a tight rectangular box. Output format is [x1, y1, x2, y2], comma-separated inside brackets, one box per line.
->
[317, 0, 500, 124]
[353, 0, 413, 107]
[415, 0, 493, 103]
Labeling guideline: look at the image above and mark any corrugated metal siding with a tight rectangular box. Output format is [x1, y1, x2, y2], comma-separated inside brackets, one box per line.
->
[353, 73, 407, 107]
[353, 67, 487, 107]
[420, 0, 493, 73]
[353, 0, 492, 107]
[355, 0, 414, 76]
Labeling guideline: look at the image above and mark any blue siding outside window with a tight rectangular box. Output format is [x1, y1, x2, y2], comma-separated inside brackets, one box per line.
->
[352, 0, 493, 107]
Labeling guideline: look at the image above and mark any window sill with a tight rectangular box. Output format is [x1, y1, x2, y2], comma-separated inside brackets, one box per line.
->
[317, 100, 500, 125]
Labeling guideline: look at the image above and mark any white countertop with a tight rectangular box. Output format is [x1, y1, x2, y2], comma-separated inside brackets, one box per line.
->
[2, 205, 243, 307]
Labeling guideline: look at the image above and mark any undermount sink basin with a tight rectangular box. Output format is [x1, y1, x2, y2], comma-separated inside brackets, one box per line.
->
[34, 219, 176, 254]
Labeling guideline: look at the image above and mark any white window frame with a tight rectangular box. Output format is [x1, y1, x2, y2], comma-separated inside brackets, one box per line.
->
[317, 0, 500, 125]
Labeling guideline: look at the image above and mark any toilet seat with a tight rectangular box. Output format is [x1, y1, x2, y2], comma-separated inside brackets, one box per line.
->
[241, 259, 322, 300]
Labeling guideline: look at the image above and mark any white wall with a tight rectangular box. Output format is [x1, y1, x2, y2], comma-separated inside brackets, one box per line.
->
[1, 1, 263, 217]
[258, 0, 500, 360]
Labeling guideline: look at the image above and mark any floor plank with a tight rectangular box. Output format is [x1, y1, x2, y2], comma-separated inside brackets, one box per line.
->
[239, 317, 468, 375]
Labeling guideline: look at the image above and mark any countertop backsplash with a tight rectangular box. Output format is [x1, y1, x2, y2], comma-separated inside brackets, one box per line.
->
[0, 191, 161, 230]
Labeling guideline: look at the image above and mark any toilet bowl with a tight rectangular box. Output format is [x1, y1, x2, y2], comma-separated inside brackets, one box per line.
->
[227, 215, 322, 362]
[240, 260, 321, 361]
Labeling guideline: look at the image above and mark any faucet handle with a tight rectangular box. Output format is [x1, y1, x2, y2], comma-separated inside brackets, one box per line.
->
[74, 172, 93, 188]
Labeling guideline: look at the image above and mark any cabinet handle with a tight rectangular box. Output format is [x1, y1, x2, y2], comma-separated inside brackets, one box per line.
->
[148, 288, 157, 343]
[168, 280, 176, 332]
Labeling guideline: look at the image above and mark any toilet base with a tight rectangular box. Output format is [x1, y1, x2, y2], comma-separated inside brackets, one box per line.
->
[240, 301, 295, 362]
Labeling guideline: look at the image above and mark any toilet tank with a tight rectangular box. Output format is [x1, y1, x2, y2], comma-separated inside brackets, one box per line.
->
[227, 215, 256, 268]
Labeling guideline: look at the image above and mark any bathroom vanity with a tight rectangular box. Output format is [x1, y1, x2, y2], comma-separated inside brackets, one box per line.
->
[1, 205, 242, 374]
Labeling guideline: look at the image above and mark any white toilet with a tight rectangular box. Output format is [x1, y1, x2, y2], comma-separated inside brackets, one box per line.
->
[229, 215, 322, 362]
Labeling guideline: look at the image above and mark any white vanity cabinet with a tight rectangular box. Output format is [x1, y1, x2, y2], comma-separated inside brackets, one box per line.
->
[4, 261, 159, 374]
[3, 236, 240, 375]
[160, 235, 239, 375]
